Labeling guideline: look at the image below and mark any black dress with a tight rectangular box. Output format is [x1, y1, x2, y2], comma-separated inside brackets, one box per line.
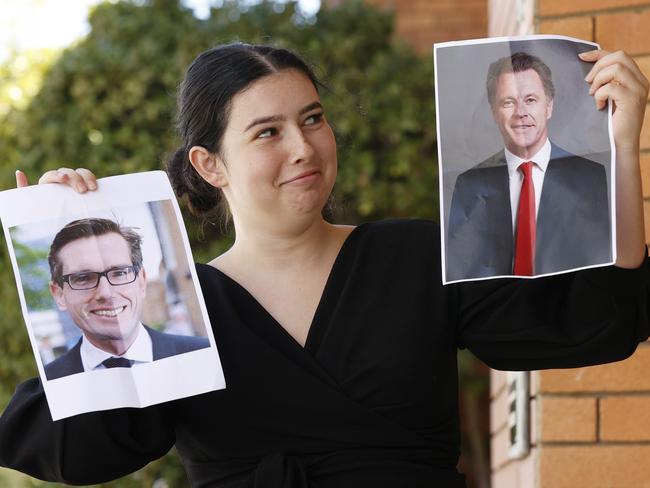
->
[1, 220, 648, 487]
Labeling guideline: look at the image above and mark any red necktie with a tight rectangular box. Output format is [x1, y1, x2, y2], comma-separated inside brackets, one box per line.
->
[513, 161, 535, 276]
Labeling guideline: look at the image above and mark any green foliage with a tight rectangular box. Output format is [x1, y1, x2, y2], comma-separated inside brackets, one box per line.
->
[11, 240, 53, 312]
[0, 0, 439, 485]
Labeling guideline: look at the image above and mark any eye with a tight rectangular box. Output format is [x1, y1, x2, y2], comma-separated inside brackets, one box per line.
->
[255, 127, 277, 139]
[525, 97, 537, 104]
[304, 112, 323, 126]
[502, 100, 514, 108]
[70, 273, 94, 286]
[109, 268, 129, 278]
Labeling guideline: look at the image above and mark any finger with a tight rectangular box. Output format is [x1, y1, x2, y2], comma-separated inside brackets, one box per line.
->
[15, 170, 28, 188]
[579, 49, 609, 64]
[38, 169, 69, 185]
[74, 168, 98, 190]
[593, 82, 619, 111]
[588, 63, 644, 97]
[55, 168, 89, 193]
[584, 50, 647, 88]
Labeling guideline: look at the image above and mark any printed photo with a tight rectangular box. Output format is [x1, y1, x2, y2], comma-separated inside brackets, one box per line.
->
[434, 36, 615, 284]
[0, 171, 225, 419]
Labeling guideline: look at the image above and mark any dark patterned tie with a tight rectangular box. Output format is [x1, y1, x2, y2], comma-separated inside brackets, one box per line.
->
[102, 357, 134, 369]
[513, 161, 536, 276]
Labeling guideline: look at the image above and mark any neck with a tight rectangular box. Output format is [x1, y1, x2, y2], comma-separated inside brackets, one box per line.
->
[506, 137, 548, 160]
[223, 216, 337, 272]
[87, 326, 140, 356]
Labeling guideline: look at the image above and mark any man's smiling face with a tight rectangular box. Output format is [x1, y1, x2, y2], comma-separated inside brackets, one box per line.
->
[50, 232, 146, 354]
[492, 68, 554, 159]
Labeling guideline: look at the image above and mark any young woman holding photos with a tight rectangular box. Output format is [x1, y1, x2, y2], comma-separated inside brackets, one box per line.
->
[1, 43, 649, 487]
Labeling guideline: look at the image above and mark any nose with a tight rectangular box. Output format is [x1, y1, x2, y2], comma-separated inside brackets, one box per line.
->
[92, 275, 114, 299]
[287, 126, 315, 164]
[514, 100, 528, 118]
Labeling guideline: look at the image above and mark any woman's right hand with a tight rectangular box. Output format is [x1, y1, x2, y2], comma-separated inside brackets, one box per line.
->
[16, 168, 98, 193]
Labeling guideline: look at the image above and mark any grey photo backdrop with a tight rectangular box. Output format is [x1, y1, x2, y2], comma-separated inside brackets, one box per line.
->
[436, 37, 612, 233]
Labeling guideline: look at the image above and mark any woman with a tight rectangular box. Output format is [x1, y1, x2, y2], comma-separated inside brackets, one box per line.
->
[2, 43, 649, 487]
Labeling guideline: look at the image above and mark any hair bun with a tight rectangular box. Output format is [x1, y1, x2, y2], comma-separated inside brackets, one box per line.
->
[166, 147, 220, 216]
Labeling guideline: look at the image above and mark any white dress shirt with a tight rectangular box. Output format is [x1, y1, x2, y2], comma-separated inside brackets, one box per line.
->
[80, 322, 154, 371]
[505, 138, 552, 234]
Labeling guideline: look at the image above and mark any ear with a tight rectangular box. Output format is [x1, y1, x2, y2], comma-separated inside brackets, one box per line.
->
[49, 281, 67, 311]
[189, 146, 228, 188]
[547, 98, 554, 120]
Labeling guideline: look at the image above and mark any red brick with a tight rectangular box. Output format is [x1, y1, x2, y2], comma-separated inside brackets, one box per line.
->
[530, 397, 538, 443]
[600, 395, 650, 440]
[595, 9, 650, 55]
[538, 16, 593, 41]
[540, 0, 650, 17]
[644, 200, 650, 245]
[538, 344, 650, 393]
[539, 397, 596, 441]
[539, 445, 650, 488]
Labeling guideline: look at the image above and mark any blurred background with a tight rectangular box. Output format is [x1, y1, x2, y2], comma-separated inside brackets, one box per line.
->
[0, 0, 490, 486]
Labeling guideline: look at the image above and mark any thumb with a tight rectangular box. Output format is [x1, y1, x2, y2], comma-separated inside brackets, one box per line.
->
[15, 170, 28, 188]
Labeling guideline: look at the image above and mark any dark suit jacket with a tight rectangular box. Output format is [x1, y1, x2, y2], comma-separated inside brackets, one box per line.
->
[44, 326, 210, 381]
[446, 144, 611, 281]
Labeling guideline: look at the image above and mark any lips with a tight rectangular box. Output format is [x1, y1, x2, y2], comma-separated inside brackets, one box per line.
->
[90, 305, 127, 317]
[281, 170, 321, 185]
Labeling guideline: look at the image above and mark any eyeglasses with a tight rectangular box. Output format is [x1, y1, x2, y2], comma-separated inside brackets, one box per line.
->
[60, 266, 140, 290]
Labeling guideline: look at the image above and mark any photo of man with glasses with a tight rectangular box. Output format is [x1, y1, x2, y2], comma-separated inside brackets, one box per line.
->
[44, 218, 209, 381]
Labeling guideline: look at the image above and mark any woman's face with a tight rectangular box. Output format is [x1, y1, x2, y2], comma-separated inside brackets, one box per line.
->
[217, 68, 337, 229]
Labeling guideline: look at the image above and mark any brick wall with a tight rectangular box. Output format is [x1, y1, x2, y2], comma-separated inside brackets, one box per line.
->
[491, 1, 650, 486]
[325, 0, 488, 53]
[492, 344, 650, 487]
[534, 344, 650, 487]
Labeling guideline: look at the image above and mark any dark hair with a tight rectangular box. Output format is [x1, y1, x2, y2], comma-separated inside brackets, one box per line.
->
[48, 218, 143, 285]
[166, 42, 322, 222]
[486, 52, 555, 108]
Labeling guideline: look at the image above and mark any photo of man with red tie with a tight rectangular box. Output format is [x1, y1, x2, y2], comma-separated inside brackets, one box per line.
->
[445, 50, 611, 282]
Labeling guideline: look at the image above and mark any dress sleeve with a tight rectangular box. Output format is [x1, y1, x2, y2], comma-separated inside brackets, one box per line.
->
[0, 377, 175, 484]
[455, 259, 650, 371]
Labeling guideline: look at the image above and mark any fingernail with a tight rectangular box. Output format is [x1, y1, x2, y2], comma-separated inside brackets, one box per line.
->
[88, 182, 97, 190]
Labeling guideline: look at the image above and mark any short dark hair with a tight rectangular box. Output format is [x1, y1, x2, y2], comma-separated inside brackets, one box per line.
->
[166, 42, 323, 221]
[486, 52, 555, 108]
[48, 218, 143, 285]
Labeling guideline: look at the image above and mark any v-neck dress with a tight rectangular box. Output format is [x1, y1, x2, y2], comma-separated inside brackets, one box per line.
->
[1, 219, 648, 487]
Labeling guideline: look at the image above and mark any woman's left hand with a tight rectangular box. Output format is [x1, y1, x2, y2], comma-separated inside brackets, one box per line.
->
[581, 49, 649, 154]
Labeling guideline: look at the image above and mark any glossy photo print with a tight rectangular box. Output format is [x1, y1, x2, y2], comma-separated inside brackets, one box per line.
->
[0, 171, 225, 420]
[434, 35, 615, 284]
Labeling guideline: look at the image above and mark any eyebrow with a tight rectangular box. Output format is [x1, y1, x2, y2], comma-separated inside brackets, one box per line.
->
[244, 101, 324, 132]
